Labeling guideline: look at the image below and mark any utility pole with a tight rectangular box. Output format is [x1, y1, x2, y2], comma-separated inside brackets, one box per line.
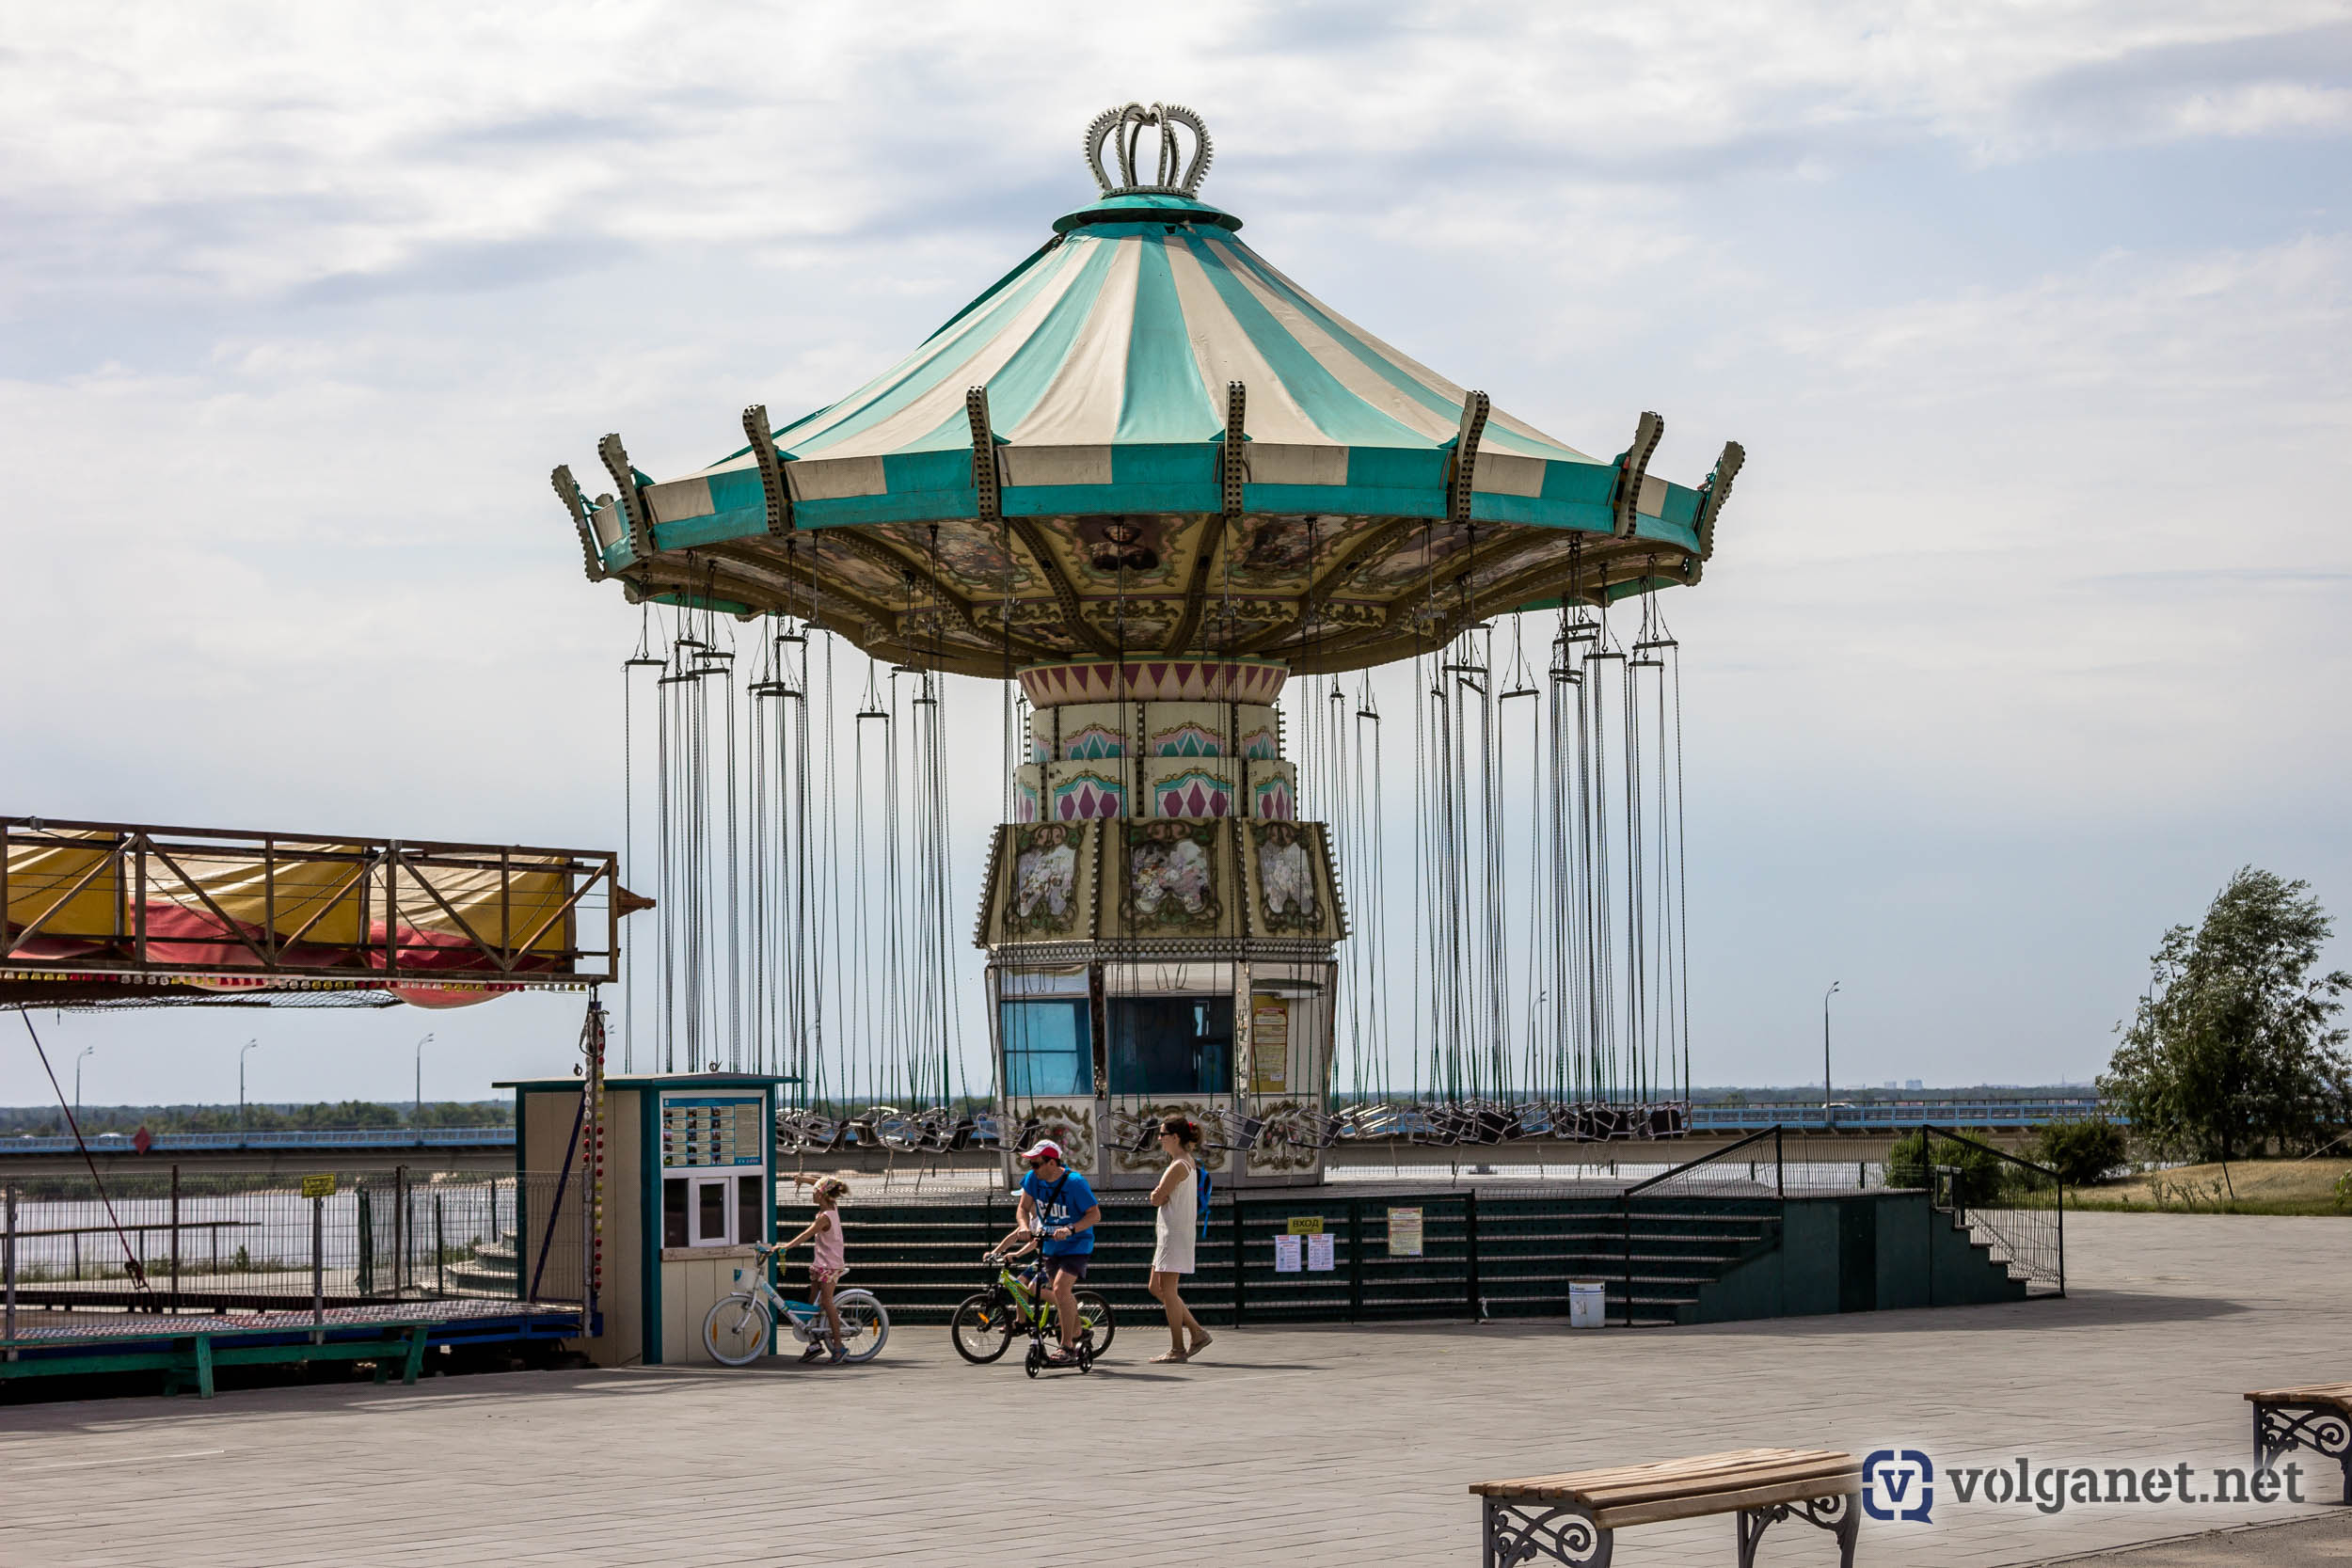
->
[414, 1033, 436, 1123]
[1822, 981, 1840, 1129]
[239, 1038, 260, 1132]
[74, 1045, 94, 1117]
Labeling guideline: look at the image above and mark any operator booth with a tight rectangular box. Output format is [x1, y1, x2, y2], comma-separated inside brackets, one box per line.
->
[503, 1069, 788, 1367]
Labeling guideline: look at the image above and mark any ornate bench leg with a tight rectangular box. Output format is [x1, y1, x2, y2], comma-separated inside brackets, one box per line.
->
[1483, 1499, 1612, 1568]
[1739, 1495, 1856, 1568]
[2255, 1402, 2352, 1500]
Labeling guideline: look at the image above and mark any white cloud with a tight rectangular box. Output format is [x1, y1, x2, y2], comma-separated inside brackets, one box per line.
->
[3, 2, 2349, 1101]
[4, 2, 2344, 308]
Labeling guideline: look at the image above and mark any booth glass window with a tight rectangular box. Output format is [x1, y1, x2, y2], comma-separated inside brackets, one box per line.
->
[739, 1173, 766, 1243]
[1001, 999, 1093, 1097]
[658, 1090, 768, 1248]
[1108, 996, 1233, 1096]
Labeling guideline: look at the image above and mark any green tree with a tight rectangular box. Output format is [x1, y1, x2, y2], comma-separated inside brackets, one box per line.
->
[410, 1100, 513, 1129]
[2031, 1117, 2128, 1186]
[1886, 1129, 2012, 1202]
[2100, 868, 2352, 1161]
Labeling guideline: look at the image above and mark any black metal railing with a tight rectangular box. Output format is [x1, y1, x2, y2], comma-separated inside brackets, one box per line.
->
[1900, 1125, 2065, 1295]
[1611, 1126, 1785, 1324]
[1, 1169, 583, 1325]
[777, 1121, 2068, 1328]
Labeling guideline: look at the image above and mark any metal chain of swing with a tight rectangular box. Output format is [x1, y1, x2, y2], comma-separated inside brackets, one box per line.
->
[613, 513, 1692, 1137]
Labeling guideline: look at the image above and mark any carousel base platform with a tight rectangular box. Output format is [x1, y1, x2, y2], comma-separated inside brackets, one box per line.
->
[779, 1181, 2047, 1329]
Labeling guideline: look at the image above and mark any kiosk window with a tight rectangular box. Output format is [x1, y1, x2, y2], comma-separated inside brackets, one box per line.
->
[1108, 996, 1233, 1095]
[658, 1090, 769, 1248]
[1001, 999, 1092, 1097]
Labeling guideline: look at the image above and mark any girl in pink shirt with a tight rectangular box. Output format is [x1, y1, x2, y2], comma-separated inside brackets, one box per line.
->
[782, 1174, 850, 1363]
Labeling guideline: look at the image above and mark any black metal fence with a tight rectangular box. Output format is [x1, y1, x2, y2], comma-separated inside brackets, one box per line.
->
[1912, 1124, 2066, 1294]
[1, 1169, 583, 1324]
[781, 1180, 1788, 1328]
[784, 1121, 2068, 1325]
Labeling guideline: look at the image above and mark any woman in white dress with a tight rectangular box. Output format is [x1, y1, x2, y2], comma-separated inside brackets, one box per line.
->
[1147, 1115, 1213, 1363]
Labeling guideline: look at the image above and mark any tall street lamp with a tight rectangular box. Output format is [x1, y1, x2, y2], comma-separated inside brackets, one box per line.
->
[240, 1038, 260, 1131]
[414, 1033, 437, 1124]
[74, 1045, 94, 1117]
[1822, 981, 1841, 1127]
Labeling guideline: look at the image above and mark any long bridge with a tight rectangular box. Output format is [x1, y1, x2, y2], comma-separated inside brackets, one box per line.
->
[0, 1100, 2110, 1175]
[0, 1126, 518, 1175]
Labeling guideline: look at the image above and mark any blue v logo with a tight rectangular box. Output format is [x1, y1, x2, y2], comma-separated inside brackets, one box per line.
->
[1862, 1449, 1934, 1523]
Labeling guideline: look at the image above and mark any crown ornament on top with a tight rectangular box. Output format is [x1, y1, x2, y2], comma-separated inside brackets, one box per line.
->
[1083, 103, 1214, 198]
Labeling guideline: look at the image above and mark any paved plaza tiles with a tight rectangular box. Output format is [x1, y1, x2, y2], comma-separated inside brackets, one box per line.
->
[2, 1213, 2347, 1567]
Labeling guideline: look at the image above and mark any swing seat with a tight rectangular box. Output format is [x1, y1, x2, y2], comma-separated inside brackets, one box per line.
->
[1205, 1110, 1265, 1151]
[1486, 1105, 1530, 1142]
[1264, 1109, 1345, 1151]
[1111, 1112, 1159, 1156]
[916, 1108, 975, 1153]
[775, 1111, 840, 1154]
[1302, 1111, 1350, 1150]
[1502, 1102, 1549, 1140]
[1462, 1110, 1507, 1146]
[1410, 1104, 1462, 1147]
[872, 1110, 923, 1152]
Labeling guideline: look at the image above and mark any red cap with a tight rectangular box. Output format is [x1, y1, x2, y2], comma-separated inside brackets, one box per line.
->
[1022, 1139, 1065, 1164]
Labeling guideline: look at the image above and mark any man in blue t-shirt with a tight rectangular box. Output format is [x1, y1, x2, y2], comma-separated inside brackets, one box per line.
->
[1016, 1139, 1101, 1364]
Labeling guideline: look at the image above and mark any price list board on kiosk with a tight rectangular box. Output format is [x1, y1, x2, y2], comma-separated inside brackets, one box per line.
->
[660, 1095, 767, 1170]
[659, 1091, 771, 1250]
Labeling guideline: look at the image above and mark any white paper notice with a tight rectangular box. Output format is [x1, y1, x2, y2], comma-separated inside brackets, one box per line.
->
[1273, 1233, 1303, 1273]
[1388, 1207, 1424, 1258]
[1306, 1232, 1335, 1272]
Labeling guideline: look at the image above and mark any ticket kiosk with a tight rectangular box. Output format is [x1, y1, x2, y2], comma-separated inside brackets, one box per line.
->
[507, 1068, 789, 1367]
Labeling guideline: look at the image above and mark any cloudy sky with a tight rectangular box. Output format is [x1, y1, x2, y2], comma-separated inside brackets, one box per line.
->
[5, 2, 2348, 1109]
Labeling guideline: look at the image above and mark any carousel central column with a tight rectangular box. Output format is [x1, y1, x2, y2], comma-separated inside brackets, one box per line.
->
[977, 657, 1347, 1191]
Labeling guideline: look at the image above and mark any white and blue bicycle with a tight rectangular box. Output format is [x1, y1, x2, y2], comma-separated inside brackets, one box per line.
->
[703, 1243, 890, 1366]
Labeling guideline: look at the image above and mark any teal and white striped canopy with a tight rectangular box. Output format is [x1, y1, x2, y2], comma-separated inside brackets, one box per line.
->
[561, 131, 1740, 678]
[621, 191, 1709, 544]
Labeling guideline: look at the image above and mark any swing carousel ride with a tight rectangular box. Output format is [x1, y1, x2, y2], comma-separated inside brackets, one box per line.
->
[551, 104, 1742, 1189]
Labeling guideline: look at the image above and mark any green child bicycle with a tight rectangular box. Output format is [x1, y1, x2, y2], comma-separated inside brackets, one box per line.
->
[949, 1243, 1116, 1372]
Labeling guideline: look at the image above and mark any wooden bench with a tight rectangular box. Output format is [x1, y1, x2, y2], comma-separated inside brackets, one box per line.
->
[0, 1322, 431, 1400]
[2247, 1383, 2352, 1497]
[1470, 1448, 1860, 1567]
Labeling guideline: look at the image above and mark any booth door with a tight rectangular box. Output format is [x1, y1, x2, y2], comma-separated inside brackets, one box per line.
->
[688, 1176, 734, 1248]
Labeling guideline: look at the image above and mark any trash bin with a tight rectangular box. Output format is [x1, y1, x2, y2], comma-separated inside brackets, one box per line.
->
[1567, 1280, 1607, 1329]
